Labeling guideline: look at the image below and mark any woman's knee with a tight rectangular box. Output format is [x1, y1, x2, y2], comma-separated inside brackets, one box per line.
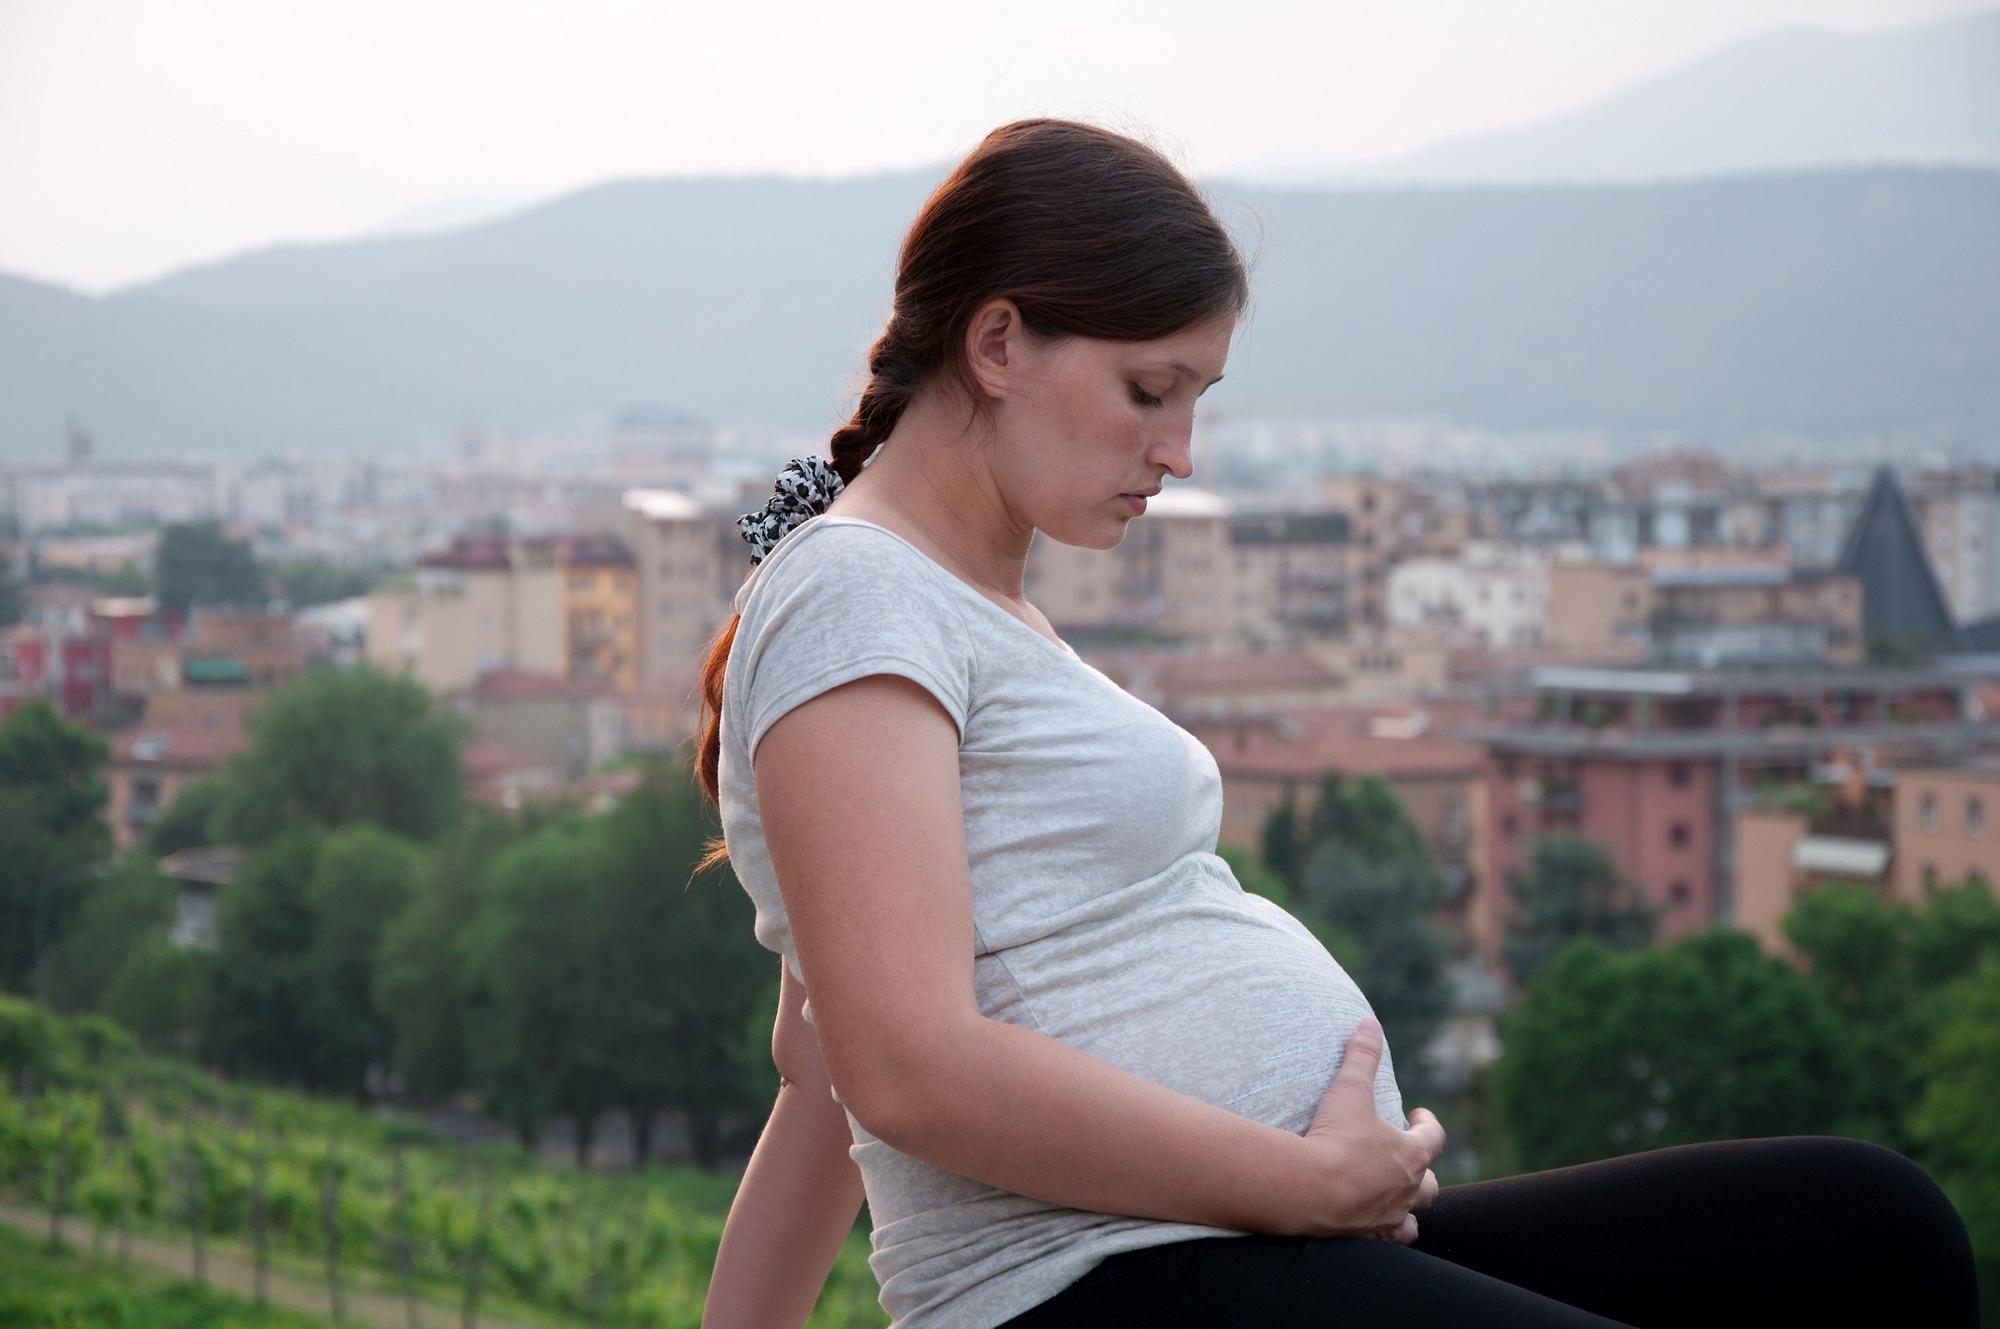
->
[1770, 1137, 1974, 1280]
[1772, 1136, 1960, 1219]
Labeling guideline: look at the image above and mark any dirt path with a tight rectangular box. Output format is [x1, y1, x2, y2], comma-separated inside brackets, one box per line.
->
[0, 1198, 559, 1329]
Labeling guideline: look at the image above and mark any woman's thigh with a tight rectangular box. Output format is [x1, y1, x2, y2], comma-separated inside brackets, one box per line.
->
[999, 1135, 1978, 1329]
[998, 1231, 1641, 1328]
[1408, 1134, 1977, 1327]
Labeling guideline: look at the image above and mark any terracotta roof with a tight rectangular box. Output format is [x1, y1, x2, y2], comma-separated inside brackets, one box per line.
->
[464, 669, 616, 701]
[1184, 701, 1488, 782]
[459, 738, 560, 779]
[112, 719, 246, 769]
[1087, 648, 1345, 694]
[111, 689, 257, 769]
[617, 676, 701, 706]
[419, 536, 511, 571]
[560, 533, 635, 568]
[1446, 641, 1647, 683]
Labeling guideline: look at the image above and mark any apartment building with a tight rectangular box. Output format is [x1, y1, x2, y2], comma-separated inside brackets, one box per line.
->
[1468, 663, 1996, 976]
[624, 488, 731, 684]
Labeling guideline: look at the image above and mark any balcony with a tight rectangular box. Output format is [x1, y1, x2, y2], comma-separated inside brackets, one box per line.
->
[1524, 778, 1583, 815]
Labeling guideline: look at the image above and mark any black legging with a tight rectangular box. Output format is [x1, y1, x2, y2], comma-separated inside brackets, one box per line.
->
[995, 1136, 1979, 1328]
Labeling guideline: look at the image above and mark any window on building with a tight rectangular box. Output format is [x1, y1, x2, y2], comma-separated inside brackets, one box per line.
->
[1669, 879, 1692, 909]
[1669, 761, 1691, 789]
[1923, 863, 1939, 890]
[1501, 811, 1519, 840]
[1921, 791, 1940, 830]
[1969, 795, 1986, 836]
[1669, 820, 1691, 850]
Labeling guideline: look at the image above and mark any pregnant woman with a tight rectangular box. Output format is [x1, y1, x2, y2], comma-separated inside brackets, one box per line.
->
[695, 118, 1976, 1329]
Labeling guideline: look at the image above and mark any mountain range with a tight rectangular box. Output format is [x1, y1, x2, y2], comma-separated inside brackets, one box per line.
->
[1282, 7, 2000, 186]
[3, 11, 1997, 460]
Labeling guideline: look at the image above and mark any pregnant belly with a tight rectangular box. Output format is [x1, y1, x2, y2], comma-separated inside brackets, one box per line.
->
[975, 875, 1410, 1138]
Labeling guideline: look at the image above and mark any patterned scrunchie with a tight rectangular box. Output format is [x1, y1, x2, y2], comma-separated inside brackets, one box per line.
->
[735, 456, 847, 565]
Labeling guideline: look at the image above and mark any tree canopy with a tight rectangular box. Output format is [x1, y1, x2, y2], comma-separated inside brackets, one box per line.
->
[1494, 929, 1857, 1170]
[1502, 834, 1659, 989]
[154, 520, 263, 618]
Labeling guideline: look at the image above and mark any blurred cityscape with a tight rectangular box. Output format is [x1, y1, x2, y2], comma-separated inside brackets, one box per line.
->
[8, 410, 2000, 1103]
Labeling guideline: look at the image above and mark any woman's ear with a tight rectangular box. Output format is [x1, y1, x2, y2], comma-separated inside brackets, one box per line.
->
[964, 296, 1024, 402]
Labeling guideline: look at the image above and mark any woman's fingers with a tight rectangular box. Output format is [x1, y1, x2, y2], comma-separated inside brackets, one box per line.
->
[1411, 1167, 1439, 1213]
[1404, 1108, 1447, 1162]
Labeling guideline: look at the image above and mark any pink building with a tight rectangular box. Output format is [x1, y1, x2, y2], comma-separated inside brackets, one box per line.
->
[1469, 664, 1995, 976]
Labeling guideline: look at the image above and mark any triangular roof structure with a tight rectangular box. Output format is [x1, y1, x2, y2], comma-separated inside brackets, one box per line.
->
[1836, 465, 1967, 656]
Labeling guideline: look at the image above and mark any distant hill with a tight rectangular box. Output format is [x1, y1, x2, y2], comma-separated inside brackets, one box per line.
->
[0, 165, 1995, 458]
[1305, 8, 2000, 186]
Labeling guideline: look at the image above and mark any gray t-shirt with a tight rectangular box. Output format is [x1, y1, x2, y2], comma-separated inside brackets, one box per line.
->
[719, 513, 1407, 1329]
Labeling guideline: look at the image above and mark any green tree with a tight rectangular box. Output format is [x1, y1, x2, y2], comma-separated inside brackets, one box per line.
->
[203, 829, 324, 1087]
[375, 804, 521, 1103]
[103, 937, 212, 1055]
[0, 701, 112, 995]
[1502, 835, 1659, 989]
[594, 761, 768, 1166]
[1297, 842, 1450, 1094]
[1907, 952, 2000, 1327]
[37, 857, 177, 1013]
[1259, 786, 1304, 892]
[1784, 877, 2000, 1152]
[144, 775, 231, 856]
[1495, 930, 1858, 1170]
[270, 558, 382, 609]
[1304, 774, 1431, 868]
[1781, 882, 1924, 1148]
[1287, 775, 1453, 1098]
[461, 814, 608, 1151]
[0, 549, 23, 627]
[212, 665, 465, 845]
[1218, 839, 1366, 974]
[154, 520, 263, 617]
[98, 562, 152, 597]
[1908, 876, 2000, 995]
[301, 827, 421, 1101]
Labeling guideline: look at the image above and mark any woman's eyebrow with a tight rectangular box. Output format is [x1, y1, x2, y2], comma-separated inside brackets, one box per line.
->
[1154, 359, 1226, 387]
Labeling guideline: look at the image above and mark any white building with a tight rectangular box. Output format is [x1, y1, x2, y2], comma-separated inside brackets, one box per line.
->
[1388, 541, 1568, 648]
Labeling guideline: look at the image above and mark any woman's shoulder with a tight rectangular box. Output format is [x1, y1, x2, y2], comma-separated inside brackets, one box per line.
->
[736, 516, 946, 613]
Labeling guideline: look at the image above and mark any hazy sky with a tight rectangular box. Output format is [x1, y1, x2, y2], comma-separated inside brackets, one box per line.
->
[2, 0, 1988, 295]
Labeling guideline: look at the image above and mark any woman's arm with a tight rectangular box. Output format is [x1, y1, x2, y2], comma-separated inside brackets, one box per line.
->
[702, 959, 865, 1329]
[754, 673, 1394, 1242]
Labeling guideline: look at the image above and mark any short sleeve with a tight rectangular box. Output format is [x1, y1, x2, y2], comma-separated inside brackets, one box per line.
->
[735, 525, 975, 766]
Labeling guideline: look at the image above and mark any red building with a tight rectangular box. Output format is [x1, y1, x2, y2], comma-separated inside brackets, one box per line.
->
[0, 622, 113, 721]
[1467, 663, 1999, 977]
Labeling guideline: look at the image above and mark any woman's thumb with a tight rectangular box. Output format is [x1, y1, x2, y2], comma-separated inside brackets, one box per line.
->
[1331, 1017, 1384, 1087]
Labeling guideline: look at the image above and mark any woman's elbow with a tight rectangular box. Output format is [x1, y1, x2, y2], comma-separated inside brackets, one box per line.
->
[824, 1019, 972, 1149]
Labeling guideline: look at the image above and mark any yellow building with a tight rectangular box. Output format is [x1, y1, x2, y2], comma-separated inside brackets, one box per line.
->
[1893, 762, 2000, 900]
[366, 531, 636, 692]
[558, 534, 639, 690]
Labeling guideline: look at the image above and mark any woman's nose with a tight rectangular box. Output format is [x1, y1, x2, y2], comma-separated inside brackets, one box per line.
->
[1150, 431, 1195, 479]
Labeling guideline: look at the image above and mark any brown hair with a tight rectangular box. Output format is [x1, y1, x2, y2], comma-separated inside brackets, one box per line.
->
[692, 117, 1254, 873]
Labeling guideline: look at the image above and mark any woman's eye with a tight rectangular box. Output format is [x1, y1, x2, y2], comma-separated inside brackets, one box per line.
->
[1130, 385, 1165, 408]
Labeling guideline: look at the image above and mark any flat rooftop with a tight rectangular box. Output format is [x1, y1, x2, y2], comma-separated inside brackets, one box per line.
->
[1527, 663, 1979, 698]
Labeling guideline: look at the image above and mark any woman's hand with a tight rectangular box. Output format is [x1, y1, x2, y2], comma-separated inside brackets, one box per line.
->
[1295, 1017, 1445, 1244]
